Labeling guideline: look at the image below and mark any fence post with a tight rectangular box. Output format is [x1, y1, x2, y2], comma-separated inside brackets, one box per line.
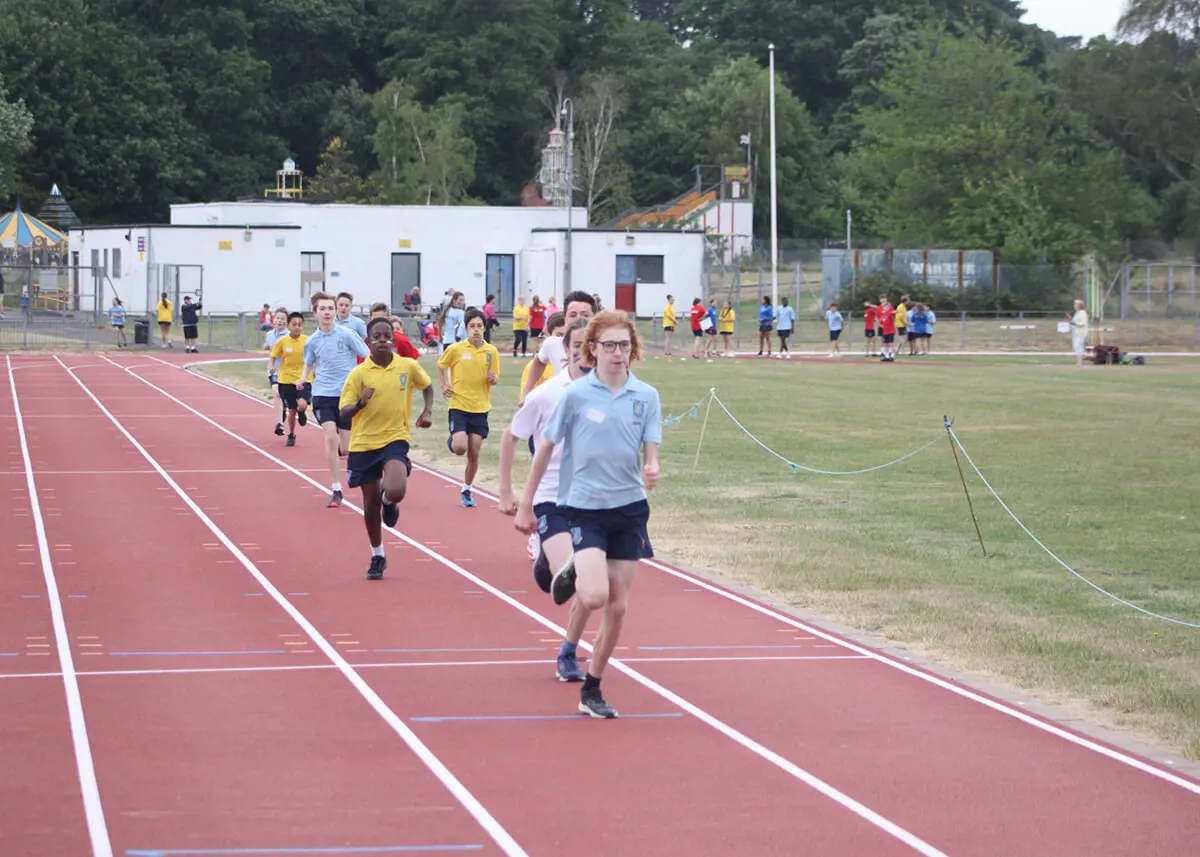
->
[1018, 310, 1025, 347]
[238, 313, 247, 350]
[961, 311, 967, 350]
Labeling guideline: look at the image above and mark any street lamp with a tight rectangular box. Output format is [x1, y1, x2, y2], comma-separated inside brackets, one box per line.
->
[768, 44, 779, 308]
[561, 98, 575, 295]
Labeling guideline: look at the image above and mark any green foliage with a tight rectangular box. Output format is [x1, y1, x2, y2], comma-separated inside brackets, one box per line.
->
[0, 76, 33, 199]
[370, 81, 477, 205]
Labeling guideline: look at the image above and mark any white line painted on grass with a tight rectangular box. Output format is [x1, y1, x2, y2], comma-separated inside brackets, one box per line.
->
[55, 356, 531, 857]
[103, 355, 951, 857]
[7, 356, 114, 857]
[159, 350, 1200, 796]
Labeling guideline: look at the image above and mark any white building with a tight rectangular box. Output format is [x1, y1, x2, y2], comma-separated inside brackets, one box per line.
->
[70, 201, 706, 318]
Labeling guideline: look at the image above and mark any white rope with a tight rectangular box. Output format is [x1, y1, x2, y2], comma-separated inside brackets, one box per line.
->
[949, 427, 1200, 630]
[710, 392, 944, 476]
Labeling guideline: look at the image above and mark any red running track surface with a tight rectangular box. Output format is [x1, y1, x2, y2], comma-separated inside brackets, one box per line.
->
[2, 351, 1197, 857]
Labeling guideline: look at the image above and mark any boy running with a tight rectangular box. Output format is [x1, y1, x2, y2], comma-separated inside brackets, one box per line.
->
[518, 290, 596, 405]
[339, 317, 434, 580]
[498, 318, 592, 682]
[263, 307, 288, 436]
[515, 311, 662, 719]
[301, 291, 370, 507]
[270, 312, 313, 447]
[437, 308, 500, 508]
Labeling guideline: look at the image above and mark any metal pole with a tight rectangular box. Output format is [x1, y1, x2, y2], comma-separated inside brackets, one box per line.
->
[562, 98, 574, 298]
[768, 43, 779, 308]
[847, 209, 855, 305]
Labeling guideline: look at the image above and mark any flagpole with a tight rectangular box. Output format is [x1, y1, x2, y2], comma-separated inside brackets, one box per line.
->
[768, 43, 779, 308]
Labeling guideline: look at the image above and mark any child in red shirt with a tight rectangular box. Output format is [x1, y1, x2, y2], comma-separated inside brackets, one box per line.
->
[875, 298, 897, 362]
[863, 302, 877, 357]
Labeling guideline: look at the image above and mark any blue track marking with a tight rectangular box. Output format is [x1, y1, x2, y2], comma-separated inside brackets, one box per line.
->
[411, 713, 683, 723]
[107, 650, 287, 656]
[125, 847, 485, 856]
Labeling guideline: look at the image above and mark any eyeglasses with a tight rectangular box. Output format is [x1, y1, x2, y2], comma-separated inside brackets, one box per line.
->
[598, 340, 632, 353]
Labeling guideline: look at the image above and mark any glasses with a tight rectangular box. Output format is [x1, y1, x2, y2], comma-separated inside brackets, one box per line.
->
[598, 340, 632, 353]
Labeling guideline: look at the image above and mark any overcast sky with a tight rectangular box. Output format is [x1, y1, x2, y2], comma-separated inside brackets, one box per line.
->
[1018, 0, 1128, 40]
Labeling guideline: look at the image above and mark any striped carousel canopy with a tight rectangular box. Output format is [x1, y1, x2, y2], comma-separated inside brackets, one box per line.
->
[0, 199, 67, 248]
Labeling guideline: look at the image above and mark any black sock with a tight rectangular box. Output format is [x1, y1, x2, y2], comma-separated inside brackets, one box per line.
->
[582, 673, 600, 692]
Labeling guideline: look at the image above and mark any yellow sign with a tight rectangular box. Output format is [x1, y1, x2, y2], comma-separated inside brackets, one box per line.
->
[219, 240, 233, 251]
[724, 165, 749, 180]
[398, 239, 412, 249]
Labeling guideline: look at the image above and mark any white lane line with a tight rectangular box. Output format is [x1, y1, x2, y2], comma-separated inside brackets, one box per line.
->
[0, 654, 872, 681]
[55, 356, 530, 857]
[103, 355, 950, 856]
[7, 356, 114, 857]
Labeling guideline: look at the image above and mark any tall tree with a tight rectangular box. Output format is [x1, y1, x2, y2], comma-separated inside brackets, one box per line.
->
[0, 76, 33, 200]
[576, 74, 631, 222]
[1119, 0, 1200, 36]
[371, 82, 477, 205]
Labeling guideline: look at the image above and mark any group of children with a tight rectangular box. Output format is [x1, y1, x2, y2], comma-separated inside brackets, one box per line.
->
[861, 295, 937, 361]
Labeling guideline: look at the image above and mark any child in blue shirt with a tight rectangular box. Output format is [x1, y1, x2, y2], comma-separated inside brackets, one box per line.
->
[105, 298, 127, 348]
[825, 303, 843, 357]
[776, 297, 796, 359]
[757, 296, 774, 356]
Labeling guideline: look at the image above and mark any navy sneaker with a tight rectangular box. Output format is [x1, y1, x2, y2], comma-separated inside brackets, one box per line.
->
[286, 433, 296, 447]
[579, 686, 618, 719]
[366, 555, 387, 580]
[550, 556, 576, 606]
[327, 489, 343, 508]
[532, 549, 552, 593]
[297, 410, 308, 427]
[461, 487, 476, 508]
[556, 651, 585, 682]
[382, 499, 399, 528]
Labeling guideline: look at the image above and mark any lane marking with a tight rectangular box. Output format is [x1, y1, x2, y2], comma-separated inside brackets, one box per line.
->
[0, 655, 870, 681]
[411, 713, 684, 723]
[7, 355, 114, 857]
[111, 355, 952, 856]
[61, 356, 531, 857]
[124, 847, 485, 855]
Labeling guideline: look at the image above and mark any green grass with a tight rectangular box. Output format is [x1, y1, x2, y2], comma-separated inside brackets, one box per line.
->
[201, 352, 1200, 759]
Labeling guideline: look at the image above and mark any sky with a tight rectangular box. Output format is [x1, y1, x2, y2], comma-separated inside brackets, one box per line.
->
[1018, 0, 1128, 41]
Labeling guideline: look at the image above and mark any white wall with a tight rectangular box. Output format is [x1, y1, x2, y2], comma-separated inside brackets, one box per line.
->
[69, 225, 302, 314]
[690, 199, 754, 264]
[526, 230, 705, 318]
[170, 202, 588, 310]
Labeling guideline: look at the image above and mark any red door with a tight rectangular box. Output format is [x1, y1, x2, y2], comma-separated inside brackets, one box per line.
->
[615, 283, 636, 312]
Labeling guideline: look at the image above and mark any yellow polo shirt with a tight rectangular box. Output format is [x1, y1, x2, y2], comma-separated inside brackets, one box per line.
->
[512, 305, 530, 331]
[437, 339, 500, 413]
[339, 357, 431, 452]
[270, 334, 309, 385]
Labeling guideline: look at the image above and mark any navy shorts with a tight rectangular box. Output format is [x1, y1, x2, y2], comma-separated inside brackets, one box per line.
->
[830, 329, 842, 341]
[347, 439, 412, 489]
[278, 382, 311, 410]
[449, 408, 489, 439]
[312, 395, 352, 431]
[882, 333, 895, 344]
[864, 329, 875, 338]
[534, 502, 572, 541]
[561, 500, 653, 562]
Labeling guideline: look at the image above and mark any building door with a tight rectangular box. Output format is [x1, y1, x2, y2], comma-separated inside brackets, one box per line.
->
[485, 254, 515, 312]
[614, 255, 638, 313]
[391, 253, 420, 310]
[301, 252, 325, 303]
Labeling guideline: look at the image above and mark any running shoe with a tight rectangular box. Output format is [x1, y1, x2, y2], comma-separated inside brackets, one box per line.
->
[556, 651, 585, 682]
[366, 555, 387, 580]
[461, 487, 476, 508]
[579, 686, 618, 719]
[327, 489, 343, 508]
[297, 410, 308, 427]
[526, 532, 540, 560]
[286, 434, 296, 447]
[532, 548, 552, 593]
[382, 499, 399, 528]
[274, 422, 285, 437]
[550, 556, 576, 606]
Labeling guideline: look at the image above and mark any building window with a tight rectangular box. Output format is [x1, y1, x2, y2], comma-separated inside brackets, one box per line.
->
[617, 255, 664, 284]
[112, 248, 122, 279]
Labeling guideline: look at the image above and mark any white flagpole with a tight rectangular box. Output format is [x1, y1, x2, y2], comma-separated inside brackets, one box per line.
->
[768, 44, 779, 308]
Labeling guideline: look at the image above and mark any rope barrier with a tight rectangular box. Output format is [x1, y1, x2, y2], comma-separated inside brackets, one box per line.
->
[709, 391, 944, 476]
[948, 426, 1200, 630]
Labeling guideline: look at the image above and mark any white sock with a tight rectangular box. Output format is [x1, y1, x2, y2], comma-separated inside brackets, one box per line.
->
[380, 489, 389, 505]
[371, 545, 385, 558]
[462, 482, 471, 492]
[332, 481, 342, 492]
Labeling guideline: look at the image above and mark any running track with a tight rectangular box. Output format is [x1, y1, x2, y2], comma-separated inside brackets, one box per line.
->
[3, 351, 1197, 857]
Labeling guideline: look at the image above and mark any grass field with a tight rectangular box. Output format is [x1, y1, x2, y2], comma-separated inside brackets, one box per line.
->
[200, 351, 1200, 760]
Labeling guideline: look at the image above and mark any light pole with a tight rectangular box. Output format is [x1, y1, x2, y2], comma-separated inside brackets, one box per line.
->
[768, 44, 779, 308]
[562, 98, 575, 296]
[847, 208, 855, 305]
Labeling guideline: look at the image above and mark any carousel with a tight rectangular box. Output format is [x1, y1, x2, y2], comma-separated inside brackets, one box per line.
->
[0, 190, 77, 313]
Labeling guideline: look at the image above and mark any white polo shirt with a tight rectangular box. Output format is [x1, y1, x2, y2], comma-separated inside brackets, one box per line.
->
[510, 371, 571, 506]
[536, 334, 568, 373]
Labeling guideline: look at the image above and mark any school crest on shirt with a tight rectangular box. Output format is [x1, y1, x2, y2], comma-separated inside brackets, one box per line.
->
[485, 352, 493, 367]
[632, 399, 645, 420]
[398, 373, 408, 390]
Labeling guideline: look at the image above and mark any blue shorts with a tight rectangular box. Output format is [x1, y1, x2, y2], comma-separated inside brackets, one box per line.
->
[534, 502, 571, 541]
[347, 439, 411, 489]
[561, 500, 653, 562]
[312, 395, 352, 432]
[449, 408, 489, 439]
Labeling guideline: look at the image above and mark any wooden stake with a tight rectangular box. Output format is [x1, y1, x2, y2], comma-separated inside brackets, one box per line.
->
[692, 389, 716, 473]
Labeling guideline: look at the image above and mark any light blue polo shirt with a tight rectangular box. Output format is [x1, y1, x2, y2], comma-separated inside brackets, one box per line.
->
[303, 324, 369, 397]
[777, 304, 796, 331]
[335, 313, 368, 338]
[542, 371, 662, 510]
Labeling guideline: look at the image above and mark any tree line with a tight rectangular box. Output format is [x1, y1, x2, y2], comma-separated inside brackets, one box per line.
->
[0, 0, 1196, 266]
